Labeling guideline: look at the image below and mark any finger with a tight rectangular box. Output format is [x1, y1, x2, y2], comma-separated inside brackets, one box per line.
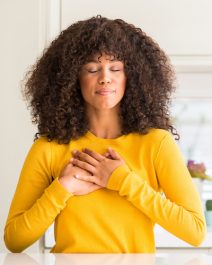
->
[82, 148, 105, 162]
[102, 152, 111, 158]
[70, 158, 95, 174]
[89, 184, 103, 192]
[74, 174, 97, 184]
[108, 147, 121, 160]
[71, 150, 98, 166]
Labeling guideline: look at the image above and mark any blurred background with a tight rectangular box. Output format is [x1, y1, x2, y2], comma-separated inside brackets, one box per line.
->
[0, 0, 212, 253]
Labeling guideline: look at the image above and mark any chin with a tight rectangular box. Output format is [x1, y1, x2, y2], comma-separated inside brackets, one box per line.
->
[96, 103, 119, 110]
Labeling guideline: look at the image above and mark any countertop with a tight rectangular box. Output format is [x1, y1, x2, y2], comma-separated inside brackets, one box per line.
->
[0, 253, 212, 265]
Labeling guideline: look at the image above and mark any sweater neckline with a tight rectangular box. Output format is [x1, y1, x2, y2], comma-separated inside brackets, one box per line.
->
[85, 130, 128, 142]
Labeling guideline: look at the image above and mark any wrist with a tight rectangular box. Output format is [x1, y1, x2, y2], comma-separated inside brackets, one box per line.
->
[58, 176, 75, 194]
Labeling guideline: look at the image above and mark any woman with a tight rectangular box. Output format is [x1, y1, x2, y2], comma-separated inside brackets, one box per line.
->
[4, 15, 206, 253]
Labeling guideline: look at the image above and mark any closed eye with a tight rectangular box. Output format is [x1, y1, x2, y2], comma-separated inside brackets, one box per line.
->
[87, 69, 99, 73]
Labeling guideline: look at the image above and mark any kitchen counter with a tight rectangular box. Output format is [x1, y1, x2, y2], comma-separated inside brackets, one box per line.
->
[0, 253, 212, 265]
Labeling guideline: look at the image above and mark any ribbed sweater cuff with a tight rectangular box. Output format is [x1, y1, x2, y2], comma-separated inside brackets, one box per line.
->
[107, 164, 131, 191]
[45, 178, 74, 207]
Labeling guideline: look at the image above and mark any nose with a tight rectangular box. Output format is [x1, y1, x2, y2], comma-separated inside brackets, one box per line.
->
[98, 70, 111, 85]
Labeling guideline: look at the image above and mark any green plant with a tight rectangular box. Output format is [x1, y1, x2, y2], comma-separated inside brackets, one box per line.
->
[206, 200, 212, 211]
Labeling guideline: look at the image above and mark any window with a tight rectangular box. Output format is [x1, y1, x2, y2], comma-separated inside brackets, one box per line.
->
[171, 98, 212, 205]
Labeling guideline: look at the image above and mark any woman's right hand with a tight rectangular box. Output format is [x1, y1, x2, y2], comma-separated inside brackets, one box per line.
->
[58, 162, 102, 195]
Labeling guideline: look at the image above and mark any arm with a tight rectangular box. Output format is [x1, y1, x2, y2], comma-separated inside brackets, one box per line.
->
[4, 138, 72, 252]
[106, 133, 206, 246]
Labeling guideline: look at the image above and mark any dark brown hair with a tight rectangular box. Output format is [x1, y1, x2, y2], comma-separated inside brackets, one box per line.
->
[23, 15, 178, 144]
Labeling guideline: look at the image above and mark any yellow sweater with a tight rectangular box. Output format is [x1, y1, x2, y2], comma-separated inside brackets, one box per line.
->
[4, 129, 206, 253]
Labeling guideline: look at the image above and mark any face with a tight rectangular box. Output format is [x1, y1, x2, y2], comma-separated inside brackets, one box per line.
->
[79, 53, 126, 112]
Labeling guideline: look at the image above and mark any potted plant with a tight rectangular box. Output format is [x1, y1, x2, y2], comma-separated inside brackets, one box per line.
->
[187, 160, 212, 181]
[206, 200, 212, 211]
[187, 160, 212, 198]
[205, 200, 212, 227]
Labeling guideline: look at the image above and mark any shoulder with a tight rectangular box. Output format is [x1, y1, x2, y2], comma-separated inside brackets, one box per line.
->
[31, 137, 71, 162]
[126, 129, 175, 157]
[28, 137, 62, 159]
[146, 129, 178, 153]
[132, 128, 172, 145]
[144, 128, 171, 142]
[31, 137, 52, 151]
[32, 136, 66, 148]
[150, 129, 182, 162]
[25, 137, 67, 171]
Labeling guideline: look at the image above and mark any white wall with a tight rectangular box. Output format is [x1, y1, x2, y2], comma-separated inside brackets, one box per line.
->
[1, 0, 212, 253]
[61, 0, 212, 56]
[0, 0, 42, 252]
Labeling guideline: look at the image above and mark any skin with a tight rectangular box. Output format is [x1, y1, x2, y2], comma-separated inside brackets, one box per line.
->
[80, 53, 126, 139]
[59, 53, 127, 195]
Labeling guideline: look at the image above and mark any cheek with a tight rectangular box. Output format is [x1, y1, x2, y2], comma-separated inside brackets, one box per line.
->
[80, 83, 96, 105]
[79, 78, 93, 98]
[118, 77, 126, 94]
[80, 88, 90, 103]
[79, 75, 96, 91]
[79, 76, 88, 90]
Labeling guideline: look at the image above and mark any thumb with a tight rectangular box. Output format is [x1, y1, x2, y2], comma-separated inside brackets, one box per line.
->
[107, 147, 121, 160]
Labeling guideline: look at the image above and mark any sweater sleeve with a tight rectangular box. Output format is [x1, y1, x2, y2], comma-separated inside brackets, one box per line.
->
[106, 133, 206, 247]
[4, 138, 73, 252]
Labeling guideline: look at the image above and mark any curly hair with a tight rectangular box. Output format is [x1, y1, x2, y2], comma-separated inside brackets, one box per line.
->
[23, 15, 178, 144]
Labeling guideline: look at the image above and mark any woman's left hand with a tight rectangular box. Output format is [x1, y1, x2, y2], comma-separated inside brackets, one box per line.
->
[70, 147, 125, 187]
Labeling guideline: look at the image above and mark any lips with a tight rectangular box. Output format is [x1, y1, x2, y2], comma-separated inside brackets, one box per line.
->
[96, 88, 115, 95]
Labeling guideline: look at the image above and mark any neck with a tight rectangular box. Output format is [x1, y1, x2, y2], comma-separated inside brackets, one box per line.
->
[86, 107, 122, 139]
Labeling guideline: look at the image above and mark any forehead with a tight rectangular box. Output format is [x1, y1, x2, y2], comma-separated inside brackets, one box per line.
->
[85, 53, 119, 63]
